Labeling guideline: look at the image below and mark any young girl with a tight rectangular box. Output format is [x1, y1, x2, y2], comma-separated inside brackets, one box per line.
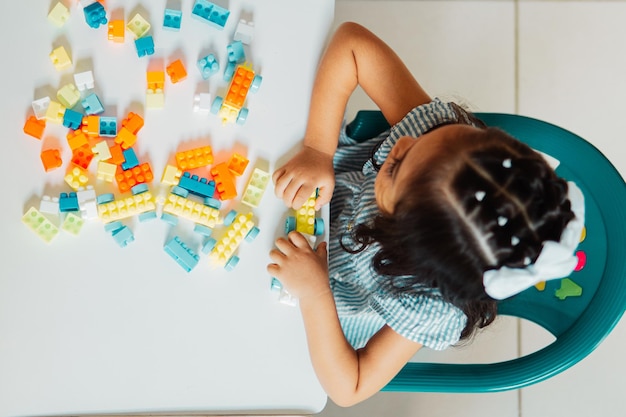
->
[267, 22, 584, 406]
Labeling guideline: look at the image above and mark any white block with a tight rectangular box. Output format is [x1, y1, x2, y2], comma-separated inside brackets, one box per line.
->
[193, 93, 212, 112]
[74, 71, 95, 91]
[233, 19, 254, 45]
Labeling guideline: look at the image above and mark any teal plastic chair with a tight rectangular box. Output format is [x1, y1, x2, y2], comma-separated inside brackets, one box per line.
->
[346, 110, 626, 392]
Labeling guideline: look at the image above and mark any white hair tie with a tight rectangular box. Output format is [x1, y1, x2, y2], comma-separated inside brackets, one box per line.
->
[483, 181, 585, 300]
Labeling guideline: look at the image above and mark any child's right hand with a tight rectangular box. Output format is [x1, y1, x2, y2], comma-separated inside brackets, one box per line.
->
[273, 145, 335, 210]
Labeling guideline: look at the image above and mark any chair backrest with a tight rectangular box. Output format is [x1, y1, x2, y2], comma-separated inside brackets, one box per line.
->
[346, 110, 626, 392]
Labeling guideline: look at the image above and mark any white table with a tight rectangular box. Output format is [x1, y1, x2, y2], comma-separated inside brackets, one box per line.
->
[0, 0, 334, 415]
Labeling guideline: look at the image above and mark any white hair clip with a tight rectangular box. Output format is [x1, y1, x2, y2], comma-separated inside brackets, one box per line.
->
[483, 181, 585, 300]
[511, 236, 520, 246]
[502, 158, 512, 168]
[475, 190, 486, 201]
[497, 216, 508, 226]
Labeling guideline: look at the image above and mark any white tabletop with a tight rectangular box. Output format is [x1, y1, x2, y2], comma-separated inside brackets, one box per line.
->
[0, 0, 334, 415]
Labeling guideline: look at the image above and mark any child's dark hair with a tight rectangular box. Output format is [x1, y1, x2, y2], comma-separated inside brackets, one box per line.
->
[344, 125, 575, 340]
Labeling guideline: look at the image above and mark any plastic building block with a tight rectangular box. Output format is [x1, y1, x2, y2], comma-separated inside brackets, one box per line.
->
[22, 207, 59, 243]
[178, 172, 215, 199]
[197, 54, 219, 79]
[146, 90, 165, 108]
[121, 148, 139, 170]
[114, 127, 137, 149]
[67, 129, 89, 151]
[227, 153, 249, 176]
[287, 190, 324, 236]
[74, 71, 95, 91]
[40, 149, 62, 172]
[115, 163, 154, 193]
[161, 165, 182, 185]
[82, 93, 104, 115]
[112, 226, 135, 247]
[226, 41, 246, 65]
[97, 160, 117, 182]
[71, 143, 94, 170]
[193, 93, 212, 112]
[65, 166, 89, 190]
[61, 212, 85, 235]
[211, 64, 261, 125]
[147, 71, 165, 90]
[48, 2, 70, 27]
[83, 1, 107, 29]
[175, 146, 213, 170]
[45, 101, 66, 124]
[127, 13, 151, 38]
[166, 59, 187, 83]
[121, 112, 144, 134]
[92, 140, 113, 160]
[164, 236, 199, 272]
[57, 83, 81, 108]
[63, 109, 83, 129]
[161, 190, 221, 229]
[23, 116, 45, 139]
[59, 192, 79, 212]
[191, 0, 230, 30]
[135, 36, 155, 58]
[81, 115, 100, 136]
[163, 8, 182, 31]
[97, 187, 156, 222]
[241, 168, 270, 208]
[39, 196, 60, 214]
[210, 162, 237, 200]
[32, 97, 50, 120]
[208, 211, 258, 269]
[194, 224, 213, 237]
[76, 186, 98, 220]
[99, 116, 117, 137]
[233, 19, 254, 45]
[555, 278, 583, 300]
[50, 46, 72, 71]
[107, 144, 125, 165]
[108, 19, 125, 43]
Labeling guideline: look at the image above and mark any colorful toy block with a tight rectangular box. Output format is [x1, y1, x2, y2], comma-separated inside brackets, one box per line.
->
[191, 0, 230, 30]
[81, 115, 100, 136]
[107, 19, 125, 43]
[22, 207, 59, 243]
[285, 190, 324, 236]
[82, 93, 104, 115]
[146, 90, 165, 108]
[211, 63, 261, 125]
[63, 109, 83, 129]
[175, 146, 213, 170]
[59, 192, 79, 212]
[83, 1, 107, 29]
[161, 165, 182, 185]
[115, 163, 154, 193]
[71, 143, 94, 170]
[147, 71, 165, 90]
[57, 83, 81, 108]
[164, 236, 199, 272]
[39, 196, 60, 215]
[227, 153, 249, 176]
[97, 186, 156, 222]
[193, 93, 212, 112]
[107, 144, 125, 165]
[161, 188, 221, 229]
[121, 112, 144, 134]
[48, 2, 70, 27]
[210, 162, 237, 200]
[233, 19, 254, 45]
[208, 211, 259, 269]
[61, 212, 85, 235]
[67, 129, 89, 151]
[163, 8, 182, 31]
[112, 225, 135, 247]
[65, 166, 89, 190]
[178, 172, 215, 199]
[50, 46, 72, 71]
[45, 101, 66, 124]
[135, 36, 155, 58]
[40, 149, 62, 172]
[241, 168, 270, 208]
[32, 97, 51, 120]
[99, 116, 117, 137]
[121, 148, 139, 170]
[74, 71, 95, 91]
[127, 13, 151, 38]
[76, 186, 98, 220]
[114, 127, 137, 149]
[23, 116, 46, 139]
[197, 54, 219, 79]
[166, 59, 187, 83]
[97, 160, 117, 182]
[270, 277, 297, 307]
[226, 41, 246, 65]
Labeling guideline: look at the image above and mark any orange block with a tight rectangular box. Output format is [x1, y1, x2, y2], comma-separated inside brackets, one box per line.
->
[67, 129, 89, 151]
[225, 66, 255, 109]
[24, 116, 46, 139]
[227, 153, 249, 177]
[210, 162, 237, 200]
[114, 127, 137, 149]
[107, 144, 125, 165]
[71, 143, 94, 170]
[115, 163, 154, 193]
[175, 146, 213, 170]
[107, 19, 124, 43]
[40, 149, 62, 172]
[81, 115, 100, 137]
[121, 112, 144, 134]
[147, 71, 165, 90]
[166, 59, 187, 83]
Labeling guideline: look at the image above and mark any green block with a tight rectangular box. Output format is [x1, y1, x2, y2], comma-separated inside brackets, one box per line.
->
[61, 212, 85, 235]
[22, 207, 59, 243]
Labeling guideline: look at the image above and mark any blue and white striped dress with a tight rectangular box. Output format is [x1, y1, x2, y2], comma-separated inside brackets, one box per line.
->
[329, 99, 476, 350]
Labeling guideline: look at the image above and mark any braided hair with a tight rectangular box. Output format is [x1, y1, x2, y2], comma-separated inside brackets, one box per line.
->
[346, 125, 575, 340]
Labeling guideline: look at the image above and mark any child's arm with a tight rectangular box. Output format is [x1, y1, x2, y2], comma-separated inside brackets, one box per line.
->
[273, 22, 431, 210]
[268, 232, 423, 407]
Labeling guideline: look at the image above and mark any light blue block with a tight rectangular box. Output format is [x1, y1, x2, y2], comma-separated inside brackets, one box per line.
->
[191, 0, 230, 30]
[121, 148, 139, 170]
[112, 226, 135, 247]
[163, 8, 182, 30]
[197, 54, 219, 79]
[63, 109, 83, 129]
[135, 35, 155, 57]
[164, 236, 199, 272]
[99, 116, 117, 137]
[82, 93, 104, 115]
[226, 40, 245, 64]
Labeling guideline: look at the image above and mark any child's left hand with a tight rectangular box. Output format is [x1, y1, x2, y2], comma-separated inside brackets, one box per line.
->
[267, 231, 330, 301]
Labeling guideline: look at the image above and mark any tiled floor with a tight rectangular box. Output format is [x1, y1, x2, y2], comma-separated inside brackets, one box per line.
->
[319, 1, 626, 416]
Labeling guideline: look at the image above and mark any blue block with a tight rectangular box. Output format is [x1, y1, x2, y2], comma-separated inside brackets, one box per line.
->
[163, 8, 182, 30]
[63, 109, 83, 129]
[83, 2, 107, 29]
[82, 93, 104, 115]
[112, 226, 135, 247]
[135, 36, 155, 58]
[164, 236, 199, 272]
[121, 148, 139, 170]
[59, 192, 79, 212]
[197, 54, 219, 79]
[178, 172, 215, 199]
[226, 41, 245, 64]
[99, 116, 117, 137]
[191, 0, 230, 30]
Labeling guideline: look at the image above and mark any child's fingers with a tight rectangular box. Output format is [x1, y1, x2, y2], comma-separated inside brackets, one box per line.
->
[315, 241, 328, 259]
[314, 185, 333, 210]
[287, 231, 310, 248]
[274, 236, 294, 254]
[268, 247, 287, 263]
